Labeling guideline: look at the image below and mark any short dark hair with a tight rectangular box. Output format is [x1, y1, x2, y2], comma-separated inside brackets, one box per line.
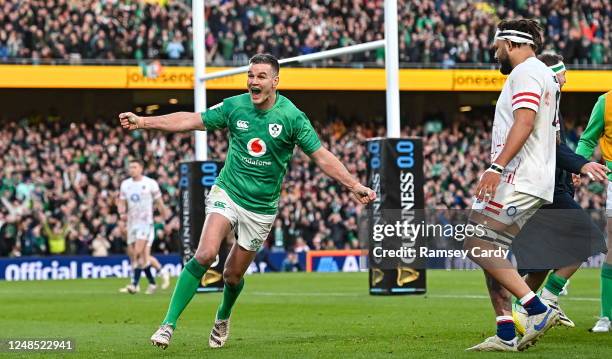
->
[538, 53, 563, 67]
[497, 19, 543, 53]
[249, 53, 280, 76]
[128, 158, 143, 166]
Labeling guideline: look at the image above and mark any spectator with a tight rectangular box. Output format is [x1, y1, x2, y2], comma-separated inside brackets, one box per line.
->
[294, 237, 310, 253]
[91, 234, 111, 257]
[0, 109, 605, 257]
[0, 0, 609, 65]
[165, 32, 186, 60]
[42, 215, 71, 255]
[281, 251, 302, 272]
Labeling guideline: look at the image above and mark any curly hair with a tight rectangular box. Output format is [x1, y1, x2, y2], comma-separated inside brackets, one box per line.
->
[497, 19, 543, 53]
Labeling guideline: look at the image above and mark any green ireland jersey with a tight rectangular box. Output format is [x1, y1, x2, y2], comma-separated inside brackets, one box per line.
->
[201, 92, 322, 214]
[576, 91, 612, 180]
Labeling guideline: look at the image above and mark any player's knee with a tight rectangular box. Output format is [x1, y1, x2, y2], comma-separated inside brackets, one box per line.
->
[194, 248, 217, 266]
[223, 268, 242, 286]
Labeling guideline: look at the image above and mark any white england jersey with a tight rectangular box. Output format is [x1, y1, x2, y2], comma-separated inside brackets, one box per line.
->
[491, 57, 560, 203]
[119, 176, 162, 226]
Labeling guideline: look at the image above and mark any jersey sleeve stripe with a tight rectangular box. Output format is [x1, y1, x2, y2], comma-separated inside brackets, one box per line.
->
[512, 98, 540, 107]
[512, 102, 539, 112]
[512, 92, 541, 100]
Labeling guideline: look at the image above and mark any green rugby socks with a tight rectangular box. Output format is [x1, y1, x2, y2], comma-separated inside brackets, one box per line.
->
[216, 278, 245, 320]
[161, 258, 209, 328]
[601, 263, 612, 319]
[543, 273, 567, 297]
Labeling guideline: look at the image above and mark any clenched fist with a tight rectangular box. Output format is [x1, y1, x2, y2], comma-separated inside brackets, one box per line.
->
[349, 183, 377, 204]
[119, 112, 144, 130]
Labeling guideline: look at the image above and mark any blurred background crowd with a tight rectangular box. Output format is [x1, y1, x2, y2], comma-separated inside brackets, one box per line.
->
[0, 0, 610, 65]
[0, 0, 608, 261]
[0, 112, 604, 258]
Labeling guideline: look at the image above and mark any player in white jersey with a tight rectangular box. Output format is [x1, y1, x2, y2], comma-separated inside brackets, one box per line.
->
[118, 159, 171, 294]
[465, 19, 560, 352]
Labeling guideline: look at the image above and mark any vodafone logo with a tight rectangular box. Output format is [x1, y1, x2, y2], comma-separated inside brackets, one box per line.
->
[247, 138, 267, 157]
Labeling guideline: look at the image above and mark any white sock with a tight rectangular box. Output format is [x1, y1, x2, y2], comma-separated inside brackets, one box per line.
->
[519, 291, 537, 306]
[496, 315, 514, 323]
[541, 287, 557, 301]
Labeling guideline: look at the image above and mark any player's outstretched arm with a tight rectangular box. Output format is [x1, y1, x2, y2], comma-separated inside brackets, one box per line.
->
[309, 147, 376, 204]
[119, 111, 205, 132]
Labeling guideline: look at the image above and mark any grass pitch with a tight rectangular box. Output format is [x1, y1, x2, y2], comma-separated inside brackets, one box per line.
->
[1, 269, 609, 358]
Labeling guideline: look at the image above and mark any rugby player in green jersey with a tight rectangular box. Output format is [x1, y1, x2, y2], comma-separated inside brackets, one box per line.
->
[119, 54, 377, 350]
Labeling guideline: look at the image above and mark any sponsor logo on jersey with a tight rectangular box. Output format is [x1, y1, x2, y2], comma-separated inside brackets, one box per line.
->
[247, 138, 267, 157]
[269, 123, 283, 138]
[130, 193, 141, 202]
[237, 120, 249, 130]
[241, 156, 272, 166]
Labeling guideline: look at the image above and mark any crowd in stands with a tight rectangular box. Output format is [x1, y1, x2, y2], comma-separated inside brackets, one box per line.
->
[0, 111, 605, 258]
[0, 0, 610, 65]
[0, 120, 189, 257]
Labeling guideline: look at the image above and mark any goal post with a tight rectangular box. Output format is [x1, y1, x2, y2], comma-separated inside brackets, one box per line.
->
[191, 0, 401, 160]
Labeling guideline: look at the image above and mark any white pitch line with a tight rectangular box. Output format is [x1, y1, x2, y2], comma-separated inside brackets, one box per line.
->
[430, 294, 600, 302]
[249, 292, 599, 302]
[251, 291, 359, 297]
[0, 290, 600, 302]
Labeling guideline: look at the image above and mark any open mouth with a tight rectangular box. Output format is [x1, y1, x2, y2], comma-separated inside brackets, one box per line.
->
[250, 87, 262, 96]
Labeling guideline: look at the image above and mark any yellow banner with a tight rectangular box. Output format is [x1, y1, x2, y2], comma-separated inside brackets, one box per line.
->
[452, 70, 508, 91]
[0, 65, 609, 92]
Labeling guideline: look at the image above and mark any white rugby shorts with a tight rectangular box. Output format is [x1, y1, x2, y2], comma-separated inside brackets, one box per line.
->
[206, 185, 276, 251]
[470, 181, 544, 248]
[127, 223, 154, 246]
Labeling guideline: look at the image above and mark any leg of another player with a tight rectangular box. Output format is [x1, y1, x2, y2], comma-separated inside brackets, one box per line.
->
[465, 238, 534, 299]
[120, 244, 136, 293]
[142, 244, 157, 293]
[485, 273, 516, 341]
[486, 273, 513, 316]
[593, 225, 612, 332]
[147, 256, 162, 273]
[467, 270, 519, 351]
[523, 271, 549, 292]
[127, 244, 135, 271]
[604, 223, 612, 309]
[149, 255, 162, 272]
[465, 212, 549, 317]
[545, 265, 579, 298]
[520, 266, 578, 329]
[149, 254, 171, 290]
[161, 213, 231, 329]
[132, 239, 147, 289]
[523, 266, 577, 300]
[466, 233, 560, 351]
